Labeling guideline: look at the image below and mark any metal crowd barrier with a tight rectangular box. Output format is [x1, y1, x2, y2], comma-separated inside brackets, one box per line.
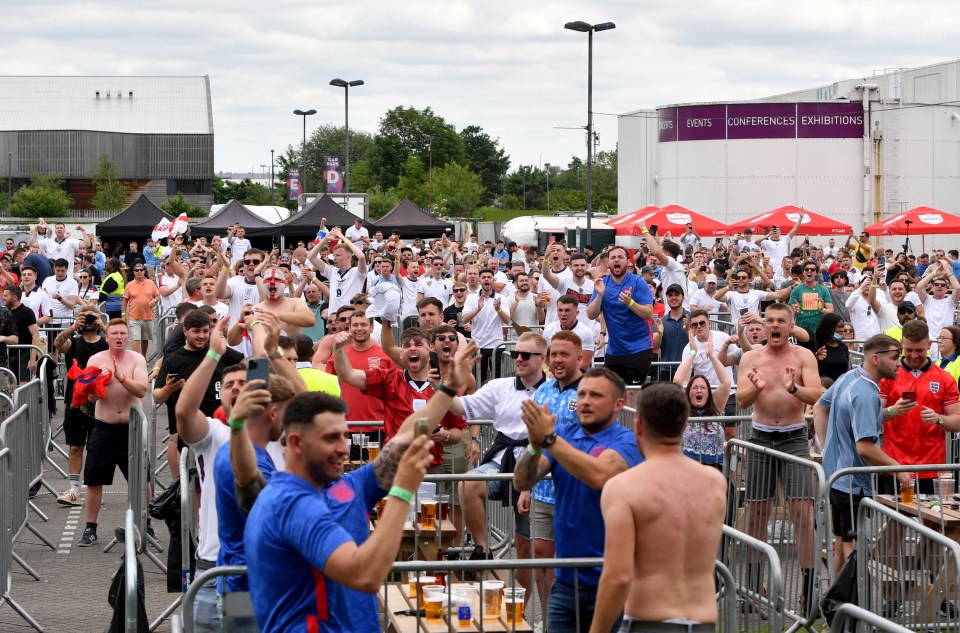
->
[723, 438, 826, 630]
[720, 524, 785, 633]
[0, 442, 42, 631]
[103, 406, 166, 572]
[176, 565, 248, 633]
[856, 497, 960, 630]
[832, 603, 912, 633]
[124, 508, 139, 633]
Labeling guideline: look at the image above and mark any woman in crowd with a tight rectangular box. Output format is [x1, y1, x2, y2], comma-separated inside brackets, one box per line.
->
[937, 326, 960, 385]
[814, 313, 850, 382]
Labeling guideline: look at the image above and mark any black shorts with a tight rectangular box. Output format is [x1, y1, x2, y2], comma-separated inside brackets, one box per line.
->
[829, 488, 868, 541]
[745, 427, 815, 501]
[604, 350, 651, 386]
[63, 405, 96, 447]
[83, 421, 129, 486]
[8, 348, 30, 383]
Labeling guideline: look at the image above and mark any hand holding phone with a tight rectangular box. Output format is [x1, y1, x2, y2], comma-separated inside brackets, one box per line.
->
[246, 357, 270, 389]
[902, 390, 916, 402]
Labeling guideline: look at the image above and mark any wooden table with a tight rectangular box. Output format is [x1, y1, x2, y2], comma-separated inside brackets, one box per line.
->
[371, 517, 460, 564]
[874, 494, 960, 620]
[378, 581, 532, 632]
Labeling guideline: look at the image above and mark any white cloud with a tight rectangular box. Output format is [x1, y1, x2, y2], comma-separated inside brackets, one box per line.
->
[1, 0, 957, 175]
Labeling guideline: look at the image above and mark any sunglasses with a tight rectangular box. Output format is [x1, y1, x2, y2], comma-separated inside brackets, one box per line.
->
[934, 283, 948, 288]
[510, 350, 544, 360]
[736, 276, 750, 280]
[453, 288, 466, 293]
[243, 259, 261, 265]
[134, 268, 145, 272]
[804, 267, 818, 272]
[435, 334, 457, 342]
[690, 321, 708, 328]
[337, 317, 350, 323]
[78, 275, 89, 279]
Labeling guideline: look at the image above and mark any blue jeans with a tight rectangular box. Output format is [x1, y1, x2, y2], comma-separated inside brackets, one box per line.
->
[217, 593, 258, 633]
[193, 578, 221, 633]
[548, 580, 622, 633]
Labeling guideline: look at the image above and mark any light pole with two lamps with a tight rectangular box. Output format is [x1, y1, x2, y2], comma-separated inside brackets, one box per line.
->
[564, 19, 615, 247]
[329, 78, 364, 193]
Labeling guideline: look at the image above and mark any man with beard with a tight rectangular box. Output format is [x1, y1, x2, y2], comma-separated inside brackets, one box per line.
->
[154, 310, 244, 479]
[716, 260, 791, 315]
[78, 320, 149, 546]
[252, 266, 316, 335]
[193, 273, 229, 320]
[4, 286, 40, 384]
[398, 261, 422, 320]
[515, 366, 641, 633]
[311, 305, 354, 367]
[215, 246, 265, 326]
[916, 260, 960, 359]
[417, 255, 454, 305]
[544, 295, 594, 369]
[814, 334, 910, 578]
[308, 227, 367, 314]
[587, 246, 654, 386]
[539, 244, 574, 324]
[828, 270, 852, 321]
[463, 268, 510, 383]
[736, 303, 822, 615]
[41, 258, 80, 340]
[546, 252, 596, 319]
[325, 312, 394, 459]
[53, 304, 108, 506]
[508, 272, 543, 330]
[333, 326, 467, 474]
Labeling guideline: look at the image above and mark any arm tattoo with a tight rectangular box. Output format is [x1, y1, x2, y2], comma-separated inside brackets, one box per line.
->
[235, 471, 267, 515]
[514, 450, 543, 491]
[374, 439, 410, 490]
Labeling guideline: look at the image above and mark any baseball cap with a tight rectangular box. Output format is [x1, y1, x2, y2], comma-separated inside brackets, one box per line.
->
[640, 265, 656, 275]
[704, 274, 718, 284]
[665, 283, 685, 296]
[897, 301, 917, 314]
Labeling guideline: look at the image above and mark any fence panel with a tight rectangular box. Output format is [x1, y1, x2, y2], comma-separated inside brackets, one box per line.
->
[719, 524, 785, 633]
[831, 603, 912, 633]
[723, 438, 826, 630]
[0, 443, 42, 632]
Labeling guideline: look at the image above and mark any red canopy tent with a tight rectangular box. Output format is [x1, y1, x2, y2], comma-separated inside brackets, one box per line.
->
[863, 206, 960, 235]
[727, 205, 851, 236]
[607, 206, 659, 230]
[621, 204, 730, 237]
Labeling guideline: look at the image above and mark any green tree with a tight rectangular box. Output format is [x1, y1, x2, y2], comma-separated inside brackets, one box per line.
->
[10, 173, 72, 218]
[346, 159, 378, 194]
[433, 162, 483, 217]
[161, 192, 206, 218]
[368, 185, 400, 219]
[213, 176, 273, 206]
[0, 174, 7, 211]
[279, 124, 376, 196]
[395, 155, 429, 208]
[89, 154, 129, 210]
[369, 106, 467, 189]
[460, 125, 510, 206]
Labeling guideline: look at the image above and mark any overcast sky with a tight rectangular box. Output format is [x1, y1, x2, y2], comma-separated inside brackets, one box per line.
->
[3, 0, 958, 176]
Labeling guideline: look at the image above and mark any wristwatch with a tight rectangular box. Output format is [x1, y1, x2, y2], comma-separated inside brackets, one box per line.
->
[788, 384, 799, 395]
[937, 415, 945, 428]
[268, 348, 284, 360]
[541, 432, 558, 449]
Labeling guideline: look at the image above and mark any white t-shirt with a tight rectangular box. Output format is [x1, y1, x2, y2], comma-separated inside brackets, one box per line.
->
[192, 300, 229, 320]
[463, 291, 508, 348]
[464, 241, 480, 253]
[399, 277, 420, 317]
[345, 225, 370, 241]
[556, 276, 595, 323]
[543, 320, 596, 352]
[38, 236, 82, 263]
[190, 418, 286, 562]
[509, 294, 540, 328]
[683, 330, 733, 385]
[725, 289, 767, 316]
[737, 239, 760, 252]
[157, 273, 183, 315]
[689, 288, 724, 313]
[40, 275, 79, 321]
[539, 267, 573, 324]
[845, 294, 881, 340]
[324, 263, 366, 313]
[367, 278, 401, 321]
[760, 238, 790, 277]
[459, 377, 538, 463]
[924, 296, 957, 343]
[228, 237, 252, 266]
[22, 288, 53, 330]
[417, 276, 453, 305]
[225, 275, 262, 325]
[660, 257, 687, 295]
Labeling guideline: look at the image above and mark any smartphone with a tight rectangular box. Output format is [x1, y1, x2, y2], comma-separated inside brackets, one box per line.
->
[246, 357, 270, 389]
[648, 224, 659, 237]
[902, 390, 916, 402]
[877, 255, 886, 268]
[739, 308, 750, 317]
[700, 265, 708, 272]
[167, 373, 180, 382]
[414, 417, 432, 438]
[429, 351, 440, 372]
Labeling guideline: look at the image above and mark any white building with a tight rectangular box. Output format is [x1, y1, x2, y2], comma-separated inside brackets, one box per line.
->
[618, 60, 960, 250]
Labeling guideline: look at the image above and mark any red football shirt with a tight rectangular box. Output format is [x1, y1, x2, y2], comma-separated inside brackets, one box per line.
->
[879, 361, 960, 478]
[363, 365, 467, 466]
[326, 344, 394, 432]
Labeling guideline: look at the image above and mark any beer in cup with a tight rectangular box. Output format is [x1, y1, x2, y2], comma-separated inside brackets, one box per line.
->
[419, 583, 443, 609]
[367, 441, 380, 461]
[504, 587, 526, 626]
[424, 587, 445, 621]
[420, 499, 438, 529]
[439, 494, 451, 521]
[481, 580, 504, 620]
[901, 477, 916, 505]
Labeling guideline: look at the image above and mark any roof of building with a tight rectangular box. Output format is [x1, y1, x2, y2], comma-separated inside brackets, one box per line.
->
[0, 76, 213, 134]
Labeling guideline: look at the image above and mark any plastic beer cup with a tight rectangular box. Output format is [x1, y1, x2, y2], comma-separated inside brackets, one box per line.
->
[481, 580, 504, 620]
[504, 587, 526, 625]
[420, 500, 438, 529]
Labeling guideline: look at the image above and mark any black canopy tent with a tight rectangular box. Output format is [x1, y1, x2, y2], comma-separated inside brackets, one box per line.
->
[374, 198, 454, 239]
[275, 194, 371, 248]
[95, 194, 173, 247]
[189, 199, 280, 241]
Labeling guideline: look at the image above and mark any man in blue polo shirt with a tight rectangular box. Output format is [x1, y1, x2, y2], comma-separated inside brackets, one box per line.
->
[586, 246, 653, 386]
[515, 367, 641, 633]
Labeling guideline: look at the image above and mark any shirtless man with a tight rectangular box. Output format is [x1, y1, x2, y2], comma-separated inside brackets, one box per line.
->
[736, 302, 822, 615]
[591, 382, 726, 633]
[253, 266, 316, 335]
[78, 320, 149, 546]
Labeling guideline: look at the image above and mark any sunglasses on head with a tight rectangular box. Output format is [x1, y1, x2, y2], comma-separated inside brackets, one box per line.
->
[510, 350, 544, 360]
[434, 334, 457, 342]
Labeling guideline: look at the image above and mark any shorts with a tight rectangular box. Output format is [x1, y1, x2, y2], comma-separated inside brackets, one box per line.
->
[829, 488, 868, 541]
[531, 498, 554, 542]
[471, 460, 530, 539]
[8, 348, 30, 383]
[443, 440, 469, 506]
[63, 404, 96, 447]
[83, 421, 129, 486]
[604, 350, 651, 386]
[744, 427, 814, 501]
[129, 319, 154, 341]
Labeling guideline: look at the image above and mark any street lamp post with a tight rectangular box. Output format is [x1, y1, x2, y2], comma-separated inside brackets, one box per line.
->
[270, 149, 275, 203]
[329, 79, 365, 193]
[544, 163, 551, 212]
[293, 109, 317, 202]
[565, 20, 615, 247]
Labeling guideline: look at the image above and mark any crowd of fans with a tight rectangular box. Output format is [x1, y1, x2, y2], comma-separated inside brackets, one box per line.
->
[13, 212, 960, 631]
